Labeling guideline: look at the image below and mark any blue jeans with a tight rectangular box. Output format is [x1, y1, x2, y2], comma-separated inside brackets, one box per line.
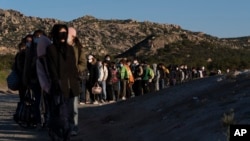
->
[70, 96, 78, 132]
[102, 81, 107, 100]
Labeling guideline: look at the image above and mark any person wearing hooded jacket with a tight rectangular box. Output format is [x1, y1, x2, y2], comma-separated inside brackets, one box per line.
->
[23, 30, 46, 126]
[46, 24, 79, 141]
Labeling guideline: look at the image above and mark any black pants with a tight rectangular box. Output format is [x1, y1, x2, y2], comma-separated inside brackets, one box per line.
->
[133, 80, 143, 96]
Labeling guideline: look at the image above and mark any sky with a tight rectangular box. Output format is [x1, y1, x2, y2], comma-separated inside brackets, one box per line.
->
[0, 0, 249, 38]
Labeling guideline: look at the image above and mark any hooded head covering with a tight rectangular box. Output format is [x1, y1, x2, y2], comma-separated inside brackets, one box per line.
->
[37, 35, 51, 57]
[50, 24, 68, 46]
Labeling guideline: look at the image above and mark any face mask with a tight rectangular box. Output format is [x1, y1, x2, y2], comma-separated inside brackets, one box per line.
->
[33, 37, 39, 44]
[58, 32, 67, 41]
[120, 64, 123, 67]
[26, 42, 31, 47]
[88, 59, 92, 63]
[106, 58, 110, 61]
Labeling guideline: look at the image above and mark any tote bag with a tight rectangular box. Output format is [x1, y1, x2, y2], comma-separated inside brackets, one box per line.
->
[92, 82, 102, 94]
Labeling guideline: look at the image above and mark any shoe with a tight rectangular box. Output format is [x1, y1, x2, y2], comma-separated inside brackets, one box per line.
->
[122, 97, 126, 100]
[86, 101, 91, 104]
[109, 100, 115, 103]
[79, 102, 85, 105]
[93, 101, 99, 105]
[71, 131, 78, 136]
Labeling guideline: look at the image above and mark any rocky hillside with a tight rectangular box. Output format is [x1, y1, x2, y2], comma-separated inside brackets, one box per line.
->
[1, 9, 250, 69]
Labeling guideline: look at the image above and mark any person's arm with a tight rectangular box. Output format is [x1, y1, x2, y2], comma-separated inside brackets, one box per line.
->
[77, 46, 86, 73]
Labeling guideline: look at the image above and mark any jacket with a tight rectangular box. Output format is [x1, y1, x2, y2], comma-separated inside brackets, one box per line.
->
[46, 44, 80, 98]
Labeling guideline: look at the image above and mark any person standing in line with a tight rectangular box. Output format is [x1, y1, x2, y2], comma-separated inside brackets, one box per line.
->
[142, 62, 151, 94]
[152, 63, 160, 91]
[86, 55, 99, 104]
[119, 59, 128, 100]
[46, 24, 79, 141]
[124, 59, 134, 98]
[67, 27, 85, 136]
[98, 60, 108, 102]
[106, 61, 120, 102]
[23, 30, 46, 127]
[132, 59, 143, 96]
[17, 34, 33, 102]
[36, 35, 52, 127]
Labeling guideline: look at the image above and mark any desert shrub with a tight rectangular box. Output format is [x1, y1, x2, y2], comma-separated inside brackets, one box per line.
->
[221, 108, 235, 126]
[0, 54, 15, 70]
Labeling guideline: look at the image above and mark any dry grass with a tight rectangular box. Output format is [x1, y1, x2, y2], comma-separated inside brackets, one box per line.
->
[222, 108, 235, 141]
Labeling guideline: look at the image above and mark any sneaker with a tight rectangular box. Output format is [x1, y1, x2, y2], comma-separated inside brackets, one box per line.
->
[100, 99, 105, 103]
[122, 97, 126, 100]
[93, 101, 99, 105]
[86, 101, 91, 104]
[109, 100, 115, 103]
[71, 131, 78, 136]
[79, 102, 85, 105]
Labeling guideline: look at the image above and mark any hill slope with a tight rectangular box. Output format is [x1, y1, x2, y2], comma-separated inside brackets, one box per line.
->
[1, 9, 250, 70]
[75, 72, 250, 141]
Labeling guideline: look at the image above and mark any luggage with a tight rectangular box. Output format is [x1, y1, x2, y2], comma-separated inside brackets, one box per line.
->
[13, 88, 37, 128]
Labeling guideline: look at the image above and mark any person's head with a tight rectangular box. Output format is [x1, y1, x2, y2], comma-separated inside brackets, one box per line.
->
[87, 54, 94, 63]
[104, 55, 111, 61]
[18, 42, 26, 51]
[103, 60, 108, 66]
[133, 59, 139, 65]
[119, 59, 126, 67]
[23, 34, 33, 47]
[33, 29, 46, 44]
[126, 59, 132, 66]
[67, 27, 77, 46]
[50, 24, 68, 46]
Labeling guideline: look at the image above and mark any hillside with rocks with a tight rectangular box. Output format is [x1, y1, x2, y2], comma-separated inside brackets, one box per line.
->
[1, 9, 250, 54]
[1, 9, 250, 71]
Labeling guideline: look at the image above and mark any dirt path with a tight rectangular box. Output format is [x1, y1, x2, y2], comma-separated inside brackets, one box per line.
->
[0, 91, 50, 141]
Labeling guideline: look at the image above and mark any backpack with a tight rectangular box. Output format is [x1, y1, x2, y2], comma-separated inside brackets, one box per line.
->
[125, 65, 134, 83]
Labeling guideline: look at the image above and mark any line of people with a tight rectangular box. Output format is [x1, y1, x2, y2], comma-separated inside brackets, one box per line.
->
[11, 23, 211, 141]
[78, 55, 209, 106]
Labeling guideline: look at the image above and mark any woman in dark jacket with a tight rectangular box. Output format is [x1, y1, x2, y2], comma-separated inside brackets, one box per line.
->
[46, 24, 79, 141]
[86, 55, 99, 104]
[15, 42, 28, 102]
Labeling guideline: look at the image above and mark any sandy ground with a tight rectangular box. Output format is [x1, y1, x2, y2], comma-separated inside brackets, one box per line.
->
[0, 72, 250, 141]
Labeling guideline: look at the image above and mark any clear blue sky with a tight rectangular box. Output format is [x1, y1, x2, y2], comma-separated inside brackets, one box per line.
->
[1, 0, 249, 38]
